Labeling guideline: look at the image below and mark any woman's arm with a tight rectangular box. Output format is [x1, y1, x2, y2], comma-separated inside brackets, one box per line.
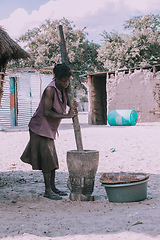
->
[44, 86, 77, 119]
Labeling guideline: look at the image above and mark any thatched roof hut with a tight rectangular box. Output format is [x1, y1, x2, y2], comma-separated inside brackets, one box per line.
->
[0, 26, 30, 70]
[0, 26, 30, 105]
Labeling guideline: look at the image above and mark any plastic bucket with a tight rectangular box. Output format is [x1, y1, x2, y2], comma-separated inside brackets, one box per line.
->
[102, 178, 149, 203]
[108, 110, 138, 126]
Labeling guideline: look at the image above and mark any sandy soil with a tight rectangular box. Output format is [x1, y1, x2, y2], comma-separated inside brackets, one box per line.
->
[0, 113, 160, 240]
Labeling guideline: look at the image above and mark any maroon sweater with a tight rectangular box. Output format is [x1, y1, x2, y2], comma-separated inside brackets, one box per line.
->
[29, 79, 68, 139]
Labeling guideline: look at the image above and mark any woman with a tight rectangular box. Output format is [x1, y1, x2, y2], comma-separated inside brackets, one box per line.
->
[21, 63, 77, 200]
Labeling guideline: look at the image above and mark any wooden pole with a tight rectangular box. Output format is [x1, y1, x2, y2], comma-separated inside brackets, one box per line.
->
[0, 73, 4, 107]
[38, 71, 42, 99]
[57, 25, 83, 151]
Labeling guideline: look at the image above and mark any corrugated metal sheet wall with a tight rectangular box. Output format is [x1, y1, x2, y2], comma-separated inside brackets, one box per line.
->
[0, 76, 10, 129]
[0, 72, 52, 130]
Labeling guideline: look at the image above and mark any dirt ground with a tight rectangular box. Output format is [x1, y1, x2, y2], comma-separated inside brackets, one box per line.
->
[0, 113, 160, 240]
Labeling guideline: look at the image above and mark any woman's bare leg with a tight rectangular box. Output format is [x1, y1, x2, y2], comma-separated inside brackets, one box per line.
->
[43, 171, 62, 200]
[51, 170, 68, 196]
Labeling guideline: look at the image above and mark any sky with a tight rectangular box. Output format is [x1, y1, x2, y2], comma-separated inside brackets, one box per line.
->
[0, 0, 160, 44]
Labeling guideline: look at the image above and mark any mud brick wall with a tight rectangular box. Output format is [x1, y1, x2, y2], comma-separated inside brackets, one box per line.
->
[107, 69, 160, 122]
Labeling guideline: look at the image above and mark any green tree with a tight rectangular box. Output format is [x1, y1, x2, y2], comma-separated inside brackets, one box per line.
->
[13, 18, 103, 95]
[123, 14, 160, 32]
[98, 31, 127, 70]
[98, 14, 160, 70]
[126, 28, 160, 66]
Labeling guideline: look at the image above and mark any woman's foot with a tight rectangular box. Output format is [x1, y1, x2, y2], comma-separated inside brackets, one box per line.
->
[52, 187, 68, 196]
[43, 190, 62, 200]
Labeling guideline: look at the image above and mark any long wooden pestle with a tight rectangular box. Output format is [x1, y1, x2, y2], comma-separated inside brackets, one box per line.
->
[57, 25, 83, 151]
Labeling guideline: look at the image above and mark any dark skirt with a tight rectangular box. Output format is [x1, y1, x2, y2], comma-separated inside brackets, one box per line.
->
[20, 130, 59, 173]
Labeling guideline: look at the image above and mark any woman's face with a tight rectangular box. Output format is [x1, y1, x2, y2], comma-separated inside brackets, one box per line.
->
[56, 76, 71, 89]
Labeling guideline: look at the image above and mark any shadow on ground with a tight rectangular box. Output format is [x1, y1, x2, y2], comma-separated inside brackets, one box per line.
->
[0, 171, 160, 239]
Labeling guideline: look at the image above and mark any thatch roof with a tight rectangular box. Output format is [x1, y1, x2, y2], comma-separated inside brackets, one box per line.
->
[0, 26, 30, 70]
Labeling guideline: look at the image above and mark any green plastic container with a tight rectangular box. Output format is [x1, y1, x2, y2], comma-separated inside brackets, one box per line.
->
[102, 178, 149, 203]
[108, 110, 138, 126]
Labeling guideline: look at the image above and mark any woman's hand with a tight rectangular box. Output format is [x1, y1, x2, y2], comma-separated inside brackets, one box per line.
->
[67, 108, 78, 118]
